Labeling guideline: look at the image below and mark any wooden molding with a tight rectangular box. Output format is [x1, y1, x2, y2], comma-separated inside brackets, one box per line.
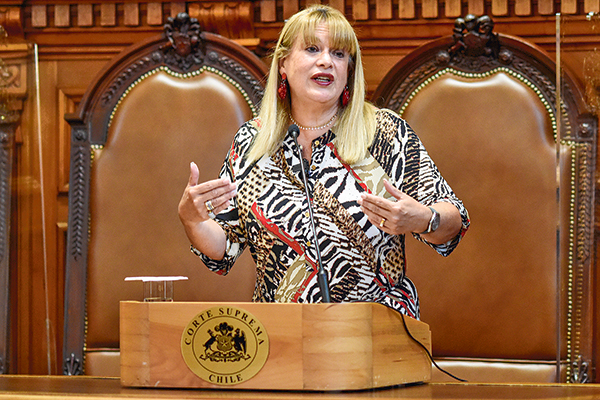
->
[0, 44, 29, 118]
[0, 6, 22, 37]
[188, 2, 254, 39]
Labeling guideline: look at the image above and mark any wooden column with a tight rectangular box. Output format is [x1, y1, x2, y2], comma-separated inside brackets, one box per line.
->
[0, 42, 29, 375]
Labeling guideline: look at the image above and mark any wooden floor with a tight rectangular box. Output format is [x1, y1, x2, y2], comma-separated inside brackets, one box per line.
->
[1, 375, 600, 400]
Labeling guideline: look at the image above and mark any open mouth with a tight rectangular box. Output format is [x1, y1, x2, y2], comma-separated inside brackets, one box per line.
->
[312, 74, 334, 84]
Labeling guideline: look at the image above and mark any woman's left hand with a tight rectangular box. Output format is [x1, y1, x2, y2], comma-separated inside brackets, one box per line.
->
[358, 179, 462, 244]
[358, 179, 430, 235]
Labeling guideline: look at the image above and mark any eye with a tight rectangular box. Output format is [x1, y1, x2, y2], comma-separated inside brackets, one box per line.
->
[332, 50, 346, 59]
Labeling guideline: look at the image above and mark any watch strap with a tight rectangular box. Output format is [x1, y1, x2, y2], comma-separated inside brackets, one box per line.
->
[420, 206, 439, 234]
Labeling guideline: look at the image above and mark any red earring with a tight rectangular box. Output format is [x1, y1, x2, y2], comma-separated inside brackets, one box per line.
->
[278, 73, 288, 100]
[342, 85, 350, 107]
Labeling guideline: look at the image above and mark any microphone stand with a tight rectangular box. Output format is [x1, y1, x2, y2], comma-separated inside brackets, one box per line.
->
[289, 124, 331, 303]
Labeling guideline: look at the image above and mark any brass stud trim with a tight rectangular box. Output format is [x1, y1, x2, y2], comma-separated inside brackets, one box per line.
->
[108, 65, 257, 130]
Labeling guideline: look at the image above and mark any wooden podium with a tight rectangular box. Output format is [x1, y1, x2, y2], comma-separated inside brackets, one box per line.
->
[120, 301, 431, 391]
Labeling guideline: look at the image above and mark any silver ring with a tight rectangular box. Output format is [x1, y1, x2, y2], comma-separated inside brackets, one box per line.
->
[205, 200, 214, 212]
[208, 210, 216, 219]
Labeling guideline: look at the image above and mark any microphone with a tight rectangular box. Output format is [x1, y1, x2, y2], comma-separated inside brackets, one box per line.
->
[288, 124, 331, 303]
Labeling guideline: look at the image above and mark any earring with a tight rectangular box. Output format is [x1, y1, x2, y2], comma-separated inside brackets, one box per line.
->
[341, 85, 350, 107]
[278, 73, 288, 100]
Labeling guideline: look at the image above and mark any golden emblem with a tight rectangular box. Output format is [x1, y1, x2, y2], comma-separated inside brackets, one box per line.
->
[181, 306, 269, 385]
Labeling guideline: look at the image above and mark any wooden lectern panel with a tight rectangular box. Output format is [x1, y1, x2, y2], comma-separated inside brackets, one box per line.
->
[120, 302, 431, 391]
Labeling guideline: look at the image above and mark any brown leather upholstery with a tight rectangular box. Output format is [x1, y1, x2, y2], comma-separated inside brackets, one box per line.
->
[63, 14, 267, 376]
[432, 359, 564, 383]
[86, 71, 256, 349]
[404, 72, 558, 360]
[373, 18, 596, 383]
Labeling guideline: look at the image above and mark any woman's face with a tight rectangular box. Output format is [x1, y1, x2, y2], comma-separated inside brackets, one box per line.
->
[279, 24, 349, 113]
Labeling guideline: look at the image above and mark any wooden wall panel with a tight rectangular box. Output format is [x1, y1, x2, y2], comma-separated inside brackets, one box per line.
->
[376, 0, 392, 20]
[171, 2, 186, 15]
[422, 0, 439, 18]
[123, 3, 140, 26]
[17, 0, 600, 31]
[260, 0, 276, 22]
[15, 59, 61, 375]
[77, 4, 93, 27]
[54, 5, 70, 27]
[329, 0, 345, 12]
[31, 5, 46, 28]
[515, 0, 532, 15]
[14, 58, 107, 374]
[492, 0, 508, 15]
[398, 0, 415, 19]
[562, 0, 578, 13]
[353, 0, 370, 20]
[4, 0, 600, 379]
[585, 0, 600, 12]
[445, 0, 463, 18]
[538, 0, 554, 14]
[468, 0, 485, 16]
[283, 0, 299, 19]
[147, 3, 164, 25]
[100, 3, 116, 27]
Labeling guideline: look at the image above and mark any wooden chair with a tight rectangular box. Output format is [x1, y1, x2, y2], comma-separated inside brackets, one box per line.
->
[373, 15, 597, 383]
[62, 13, 267, 376]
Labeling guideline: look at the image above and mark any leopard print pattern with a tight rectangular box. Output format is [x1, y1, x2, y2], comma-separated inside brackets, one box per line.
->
[199, 109, 470, 318]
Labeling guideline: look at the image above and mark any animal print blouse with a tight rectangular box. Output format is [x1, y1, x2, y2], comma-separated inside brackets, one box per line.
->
[196, 108, 470, 318]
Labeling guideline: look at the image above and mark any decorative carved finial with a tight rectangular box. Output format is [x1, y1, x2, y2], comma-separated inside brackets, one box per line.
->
[63, 353, 83, 375]
[449, 15, 499, 58]
[578, 115, 597, 139]
[161, 13, 204, 71]
[72, 128, 88, 143]
[571, 355, 590, 383]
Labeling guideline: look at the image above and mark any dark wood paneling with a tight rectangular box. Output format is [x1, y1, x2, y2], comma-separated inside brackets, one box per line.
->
[4, 0, 599, 380]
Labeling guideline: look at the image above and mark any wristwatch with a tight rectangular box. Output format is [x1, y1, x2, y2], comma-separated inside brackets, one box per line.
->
[420, 206, 440, 234]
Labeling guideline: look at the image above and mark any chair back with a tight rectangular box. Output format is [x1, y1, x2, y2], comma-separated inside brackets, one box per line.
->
[373, 15, 596, 383]
[63, 13, 267, 376]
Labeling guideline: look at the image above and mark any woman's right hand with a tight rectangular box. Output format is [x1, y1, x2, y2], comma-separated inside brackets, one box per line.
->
[178, 162, 237, 227]
[178, 162, 237, 260]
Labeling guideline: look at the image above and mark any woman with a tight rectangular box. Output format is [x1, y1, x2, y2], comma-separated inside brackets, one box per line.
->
[178, 5, 469, 318]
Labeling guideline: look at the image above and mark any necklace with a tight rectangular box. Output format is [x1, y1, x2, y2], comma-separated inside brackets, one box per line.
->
[289, 113, 337, 131]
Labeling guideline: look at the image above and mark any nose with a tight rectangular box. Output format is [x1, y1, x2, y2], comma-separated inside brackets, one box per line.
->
[317, 50, 333, 68]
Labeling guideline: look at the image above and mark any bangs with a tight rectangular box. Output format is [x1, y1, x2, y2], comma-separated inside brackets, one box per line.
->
[288, 7, 358, 56]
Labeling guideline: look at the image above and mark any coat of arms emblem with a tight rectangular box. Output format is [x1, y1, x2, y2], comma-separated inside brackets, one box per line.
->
[201, 322, 250, 362]
[181, 306, 269, 385]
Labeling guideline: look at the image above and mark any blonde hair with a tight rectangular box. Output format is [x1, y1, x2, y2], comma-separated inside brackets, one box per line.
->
[246, 4, 376, 165]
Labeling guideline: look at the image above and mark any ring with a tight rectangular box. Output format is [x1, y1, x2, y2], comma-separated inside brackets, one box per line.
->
[208, 210, 216, 219]
[205, 200, 214, 212]
[380, 218, 386, 228]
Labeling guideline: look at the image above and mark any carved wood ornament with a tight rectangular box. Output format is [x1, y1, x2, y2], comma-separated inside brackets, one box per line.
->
[162, 13, 204, 70]
[449, 14, 499, 58]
